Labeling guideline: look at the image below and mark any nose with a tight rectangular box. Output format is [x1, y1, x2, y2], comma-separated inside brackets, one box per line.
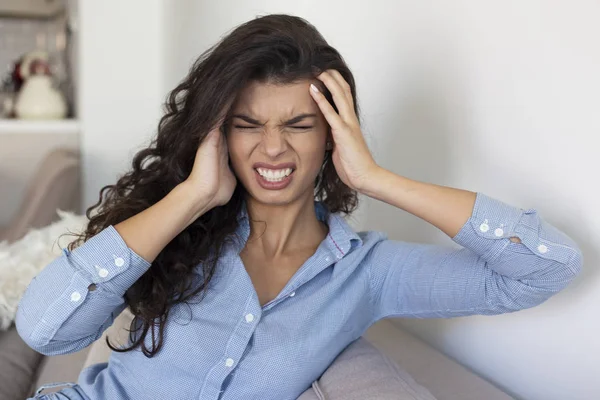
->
[261, 129, 288, 158]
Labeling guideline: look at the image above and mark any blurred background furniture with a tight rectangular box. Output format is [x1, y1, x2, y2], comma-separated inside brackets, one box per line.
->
[0, 147, 80, 244]
[0, 147, 81, 400]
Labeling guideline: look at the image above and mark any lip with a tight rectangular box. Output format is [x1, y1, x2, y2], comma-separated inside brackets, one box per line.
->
[254, 168, 295, 190]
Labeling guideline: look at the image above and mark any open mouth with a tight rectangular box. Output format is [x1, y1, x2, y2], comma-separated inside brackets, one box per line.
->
[254, 167, 295, 182]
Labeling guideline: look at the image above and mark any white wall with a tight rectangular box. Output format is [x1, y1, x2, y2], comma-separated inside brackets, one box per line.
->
[74, 1, 598, 398]
[78, 0, 165, 210]
[162, 1, 599, 399]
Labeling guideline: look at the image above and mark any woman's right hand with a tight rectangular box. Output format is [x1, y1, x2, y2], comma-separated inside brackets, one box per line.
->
[185, 122, 237, 211]
[115, 122, 236, 262]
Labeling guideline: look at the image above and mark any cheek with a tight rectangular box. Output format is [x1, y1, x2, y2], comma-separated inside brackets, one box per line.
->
[299, 144, 327, 174]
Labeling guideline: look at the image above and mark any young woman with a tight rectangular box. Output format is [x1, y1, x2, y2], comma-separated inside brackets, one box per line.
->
[18, 14, 582, 400]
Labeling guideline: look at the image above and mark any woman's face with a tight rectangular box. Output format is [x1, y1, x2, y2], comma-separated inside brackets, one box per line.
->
[226, 80, 329, 206]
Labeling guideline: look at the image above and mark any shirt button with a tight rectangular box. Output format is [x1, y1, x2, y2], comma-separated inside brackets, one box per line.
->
[70, 291, 81, 302]
[289, 292, 296, 297]
[336, 253, 342, 259]
[98, 268, 109, 278]
[479, 222, 489, 233]
[245, 313, 254, 323]
[325, 256, 331, 262]
[494, 228, 504, 237]
[115, 257, 125, 267]
[538, 244, 548, 254]
[225, 358, 234, 367]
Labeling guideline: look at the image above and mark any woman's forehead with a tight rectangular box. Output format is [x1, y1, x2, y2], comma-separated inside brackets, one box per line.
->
[231, 80, 319, 119]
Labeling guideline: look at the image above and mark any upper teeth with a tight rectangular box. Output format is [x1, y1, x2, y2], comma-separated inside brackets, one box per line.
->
[256, 167, 293, 179]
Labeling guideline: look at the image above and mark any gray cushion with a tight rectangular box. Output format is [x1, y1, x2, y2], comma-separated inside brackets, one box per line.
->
[32, 346, 91, 395]
[297, 337, 437, 399]
[0, 323, 43, 400]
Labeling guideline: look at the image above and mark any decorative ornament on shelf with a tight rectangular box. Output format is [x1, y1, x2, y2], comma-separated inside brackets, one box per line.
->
[14, 50, 67, 120]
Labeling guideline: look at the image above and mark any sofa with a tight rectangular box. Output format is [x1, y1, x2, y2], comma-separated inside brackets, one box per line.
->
[1, 312, 512, 399]
[0, 148, 513, 399]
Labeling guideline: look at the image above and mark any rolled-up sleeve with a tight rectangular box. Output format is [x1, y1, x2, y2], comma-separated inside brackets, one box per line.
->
[368, 192, 583, 322]
[15, 225, 151, 355]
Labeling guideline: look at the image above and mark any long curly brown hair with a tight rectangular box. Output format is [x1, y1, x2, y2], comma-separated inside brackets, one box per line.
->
[67, 14, 361, 357]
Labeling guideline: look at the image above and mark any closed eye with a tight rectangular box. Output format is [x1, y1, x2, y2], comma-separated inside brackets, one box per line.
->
[235, 125, 259, 129]
[234, 125, 313, 130]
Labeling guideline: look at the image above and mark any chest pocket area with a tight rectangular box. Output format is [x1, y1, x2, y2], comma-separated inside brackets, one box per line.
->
[298, 282, 369, 359]
[303, 302, 365, 360]
[335, 299, 363, 334]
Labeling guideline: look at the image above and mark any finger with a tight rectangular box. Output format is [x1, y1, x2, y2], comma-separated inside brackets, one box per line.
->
[328, 69, 355, 111]
[309, 83, 344, 131]
[316, 71, 354, 122]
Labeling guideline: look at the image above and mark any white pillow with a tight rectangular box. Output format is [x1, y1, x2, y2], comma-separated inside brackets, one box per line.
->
[0, 209, 88, 330]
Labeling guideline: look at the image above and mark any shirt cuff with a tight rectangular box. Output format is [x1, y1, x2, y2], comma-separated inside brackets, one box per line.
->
[452, 192, 580, 270]
[452, 192, 524, 262]
[67, 225, 152, 297]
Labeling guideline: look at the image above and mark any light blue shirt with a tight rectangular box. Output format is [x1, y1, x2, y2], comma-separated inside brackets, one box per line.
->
[16, 192, 583, 400]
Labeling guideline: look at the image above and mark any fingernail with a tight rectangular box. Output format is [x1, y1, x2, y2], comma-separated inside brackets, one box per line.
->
[310, 84, 319, 93]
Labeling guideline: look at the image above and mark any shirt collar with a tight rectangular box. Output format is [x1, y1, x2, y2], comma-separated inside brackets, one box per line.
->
[233, 199, 363, 257]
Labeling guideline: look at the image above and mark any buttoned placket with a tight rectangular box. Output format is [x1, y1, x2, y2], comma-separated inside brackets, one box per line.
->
[200, 275, 262, 399]
[201, 203, 355, 398]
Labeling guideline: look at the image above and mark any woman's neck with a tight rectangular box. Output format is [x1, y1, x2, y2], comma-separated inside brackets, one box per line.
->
[244, 196, 329, 259]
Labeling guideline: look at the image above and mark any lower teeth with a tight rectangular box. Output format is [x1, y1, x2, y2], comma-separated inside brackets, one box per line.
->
[257, 171, 291, 182]
[262, 176, 286, 182]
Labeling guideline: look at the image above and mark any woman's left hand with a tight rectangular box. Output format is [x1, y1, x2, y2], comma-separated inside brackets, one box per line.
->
[309, 70, 380, 192]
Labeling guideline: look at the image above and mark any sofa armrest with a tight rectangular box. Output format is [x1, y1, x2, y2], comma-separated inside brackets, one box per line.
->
[31, 346, 91, 396]
[0, 225, 8, 242]
[364, 320, 512, 400]
[0, 324, 44, 400]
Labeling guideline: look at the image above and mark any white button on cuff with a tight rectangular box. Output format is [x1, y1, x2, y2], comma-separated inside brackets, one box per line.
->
[479, 222, 489, 233]
[537, 244, 548, 254]
[494, 228, 504, 237]
[289, 292, 296, 297]
[325, 256, 330, 262]
[245, 313, 254, 323]
[225, 358, 234, 367]
[115, 257, 125, 267]
[70, 291, 81, 302]
[98, 268, 109, 278]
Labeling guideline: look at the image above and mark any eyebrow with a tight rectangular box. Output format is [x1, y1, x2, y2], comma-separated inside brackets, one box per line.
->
[231, 113, 317, 125]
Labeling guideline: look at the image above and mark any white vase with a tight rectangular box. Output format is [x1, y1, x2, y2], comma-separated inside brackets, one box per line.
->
[15, 75, 67, 120]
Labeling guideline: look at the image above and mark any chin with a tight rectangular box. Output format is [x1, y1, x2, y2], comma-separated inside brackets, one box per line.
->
[249, 188, 297, 204]
[246, 182, 310, 207]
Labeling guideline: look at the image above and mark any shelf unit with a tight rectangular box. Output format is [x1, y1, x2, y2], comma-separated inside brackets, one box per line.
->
[0, 119, 79, 135]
